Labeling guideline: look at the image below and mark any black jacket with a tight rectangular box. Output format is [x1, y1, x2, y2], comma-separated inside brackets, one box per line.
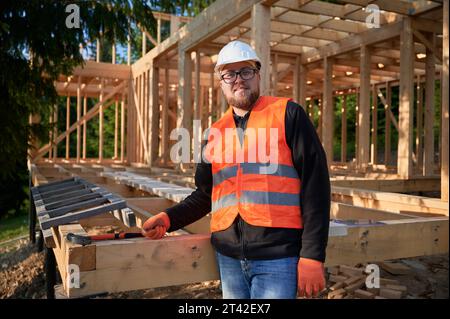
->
[166, 100, 331, 262]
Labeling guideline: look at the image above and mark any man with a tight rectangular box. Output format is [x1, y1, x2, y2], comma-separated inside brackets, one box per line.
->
[142, 40, 331, 299]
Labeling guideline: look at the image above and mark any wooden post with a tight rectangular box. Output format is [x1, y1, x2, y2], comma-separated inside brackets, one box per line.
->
[416, 75, 424, 172]
[76, 77, 81, 163]
[385, 82, 392, 165]
[137, 74, 142, 162]
[442, 0, 449, 201]
[120, 92, 125, 163]
[82, 96, 87, 160]
[65, 96, 70, 160]
[371, 84, 378, 165]
[96, 38, 101, 63]
[157, 19, 161, 45]
[127, 79, 134, 163]
[162, 68, 169, 165]
[271, 53, 278, 96]
[194, 51, 201, 128]
[142, 72, 147, 163]
[251, 3, 270, 96]
[99, 79, 104, 162]
[114, 96, 119, 160]
[112, 42, 116, 64]
[323, 57, 334, 165]
[355, 88, 360, 158]
[359, 45, 371, 171]
[341, 94, 347, 163]
[150, 65, 160, 165]
[398, 18, 414, 179]
[177, 48, 193, 170]
[424, 34, 436, 176]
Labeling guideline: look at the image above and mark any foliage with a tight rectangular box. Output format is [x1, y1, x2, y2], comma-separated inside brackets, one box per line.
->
[0, 0, 155, 218]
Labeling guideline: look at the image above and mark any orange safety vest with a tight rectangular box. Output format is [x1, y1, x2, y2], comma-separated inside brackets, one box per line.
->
[204, 96, 303, 233]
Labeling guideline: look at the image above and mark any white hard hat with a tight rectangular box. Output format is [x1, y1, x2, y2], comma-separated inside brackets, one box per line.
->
[214, 40, 261, 73]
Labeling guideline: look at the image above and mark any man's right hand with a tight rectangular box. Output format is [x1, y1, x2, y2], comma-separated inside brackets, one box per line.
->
[141, 212, 171, 239]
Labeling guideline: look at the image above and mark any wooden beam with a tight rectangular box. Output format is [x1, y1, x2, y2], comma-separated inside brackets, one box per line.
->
[323, 56, 334, 164]
[71, 62, 131, 82]
[82, 96, 87, 160]
[442, 0, 449, 201]
[358, 45, 371, 170]
[98, 79, 104, 163]
[35, 82, 126, 162]
[120, 93, 125, 163]
[332, 186, 449, 215]
[157, 18, 161, 44]
[177, 49, 193, 167]
[341, 95, 347, 163]
[76, 77, 81, 163]
[149, 66, 160, 165]
[397, 18, 414, 179]
[301, 20, 402, 64]
[331, 177, 441, 193]
[326, 217, 448, 267]
[384, 82, 391, 165]
[180, 0, 259, 52]
[416, 76, 424, 171]
[65, 96, 70, 160]
[371, 84, 378, 165]
[114, 97, 119, 160]
[131, 77, 149, 164]
[424, 34, 436, 176]
[413, 30, 443, 63]
[251, 3, 271, 96]
[96, 38, 101, 63]
[162, 67, 169, 165]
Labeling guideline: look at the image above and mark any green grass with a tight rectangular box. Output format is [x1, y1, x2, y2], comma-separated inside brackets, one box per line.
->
[0, 210, 29, 243]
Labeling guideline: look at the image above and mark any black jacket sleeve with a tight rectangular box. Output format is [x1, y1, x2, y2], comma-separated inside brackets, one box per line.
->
[165, 141, 212, 232]
[285, 101, 331, 263]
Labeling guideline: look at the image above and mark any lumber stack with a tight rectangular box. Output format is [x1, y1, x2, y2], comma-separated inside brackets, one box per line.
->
[326, 264, 409, 299]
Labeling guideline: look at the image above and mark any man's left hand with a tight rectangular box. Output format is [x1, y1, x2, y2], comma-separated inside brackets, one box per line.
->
[297, 257, 326, 298]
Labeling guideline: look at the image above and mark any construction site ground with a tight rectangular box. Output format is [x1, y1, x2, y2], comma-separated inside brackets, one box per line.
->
[0, 237, 448, 299]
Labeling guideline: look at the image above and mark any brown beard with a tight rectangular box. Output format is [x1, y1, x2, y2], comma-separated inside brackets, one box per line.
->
[227, 88, 260, 110]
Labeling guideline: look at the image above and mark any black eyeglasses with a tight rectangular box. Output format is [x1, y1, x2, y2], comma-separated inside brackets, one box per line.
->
[220, 67, 258, 84]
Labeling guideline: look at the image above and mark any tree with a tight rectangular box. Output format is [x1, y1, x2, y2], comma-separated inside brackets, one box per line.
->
[0, 0, 156, 218]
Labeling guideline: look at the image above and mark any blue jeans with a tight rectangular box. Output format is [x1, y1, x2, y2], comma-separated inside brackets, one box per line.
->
[216, 252, 299, 299]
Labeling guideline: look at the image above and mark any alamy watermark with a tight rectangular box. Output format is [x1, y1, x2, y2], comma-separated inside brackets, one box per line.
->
[365, 4, 380, 29]
[365, 264, 380, 289]
[169, 120, 280, 174]
[65, 4, 80, 29]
